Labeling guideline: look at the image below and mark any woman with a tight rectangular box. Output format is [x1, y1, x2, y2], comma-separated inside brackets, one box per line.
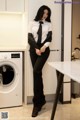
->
[28, 5, 52, 117]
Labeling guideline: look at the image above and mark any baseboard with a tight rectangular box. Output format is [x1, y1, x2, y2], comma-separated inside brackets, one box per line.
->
[27, 94, 55, 104]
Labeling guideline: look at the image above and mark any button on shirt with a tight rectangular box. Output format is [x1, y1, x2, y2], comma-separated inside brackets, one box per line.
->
[28, 20, 52, 47]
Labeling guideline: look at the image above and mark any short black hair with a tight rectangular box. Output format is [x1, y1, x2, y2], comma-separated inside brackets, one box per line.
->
[34, 5, 51, 22]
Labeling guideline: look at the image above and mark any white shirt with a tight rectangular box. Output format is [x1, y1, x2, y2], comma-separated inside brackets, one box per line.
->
[28, 20, 52, 47]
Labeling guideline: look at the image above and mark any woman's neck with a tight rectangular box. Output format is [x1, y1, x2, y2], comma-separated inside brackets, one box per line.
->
[40, 19, 45, 22]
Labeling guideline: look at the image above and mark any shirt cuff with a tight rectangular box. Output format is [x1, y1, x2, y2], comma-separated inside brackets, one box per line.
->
[44, 42, 50, 47]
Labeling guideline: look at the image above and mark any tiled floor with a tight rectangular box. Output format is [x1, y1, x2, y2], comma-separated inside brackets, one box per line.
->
[0, 98, 80, 120]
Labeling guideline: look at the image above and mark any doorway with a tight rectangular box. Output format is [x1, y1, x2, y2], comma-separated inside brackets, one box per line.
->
[71, 0, 80, 98]
[71, 0, 80, 60]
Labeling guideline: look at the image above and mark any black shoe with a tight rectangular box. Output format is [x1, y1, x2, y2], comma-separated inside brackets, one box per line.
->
[32, 101, 46, 117]
[41, 100, 46, 106]
[32, 106, 39, 117]
[38, 100, 46, 111]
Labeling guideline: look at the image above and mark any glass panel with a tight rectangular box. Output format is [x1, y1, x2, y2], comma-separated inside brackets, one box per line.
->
[0, 65, 14, 85]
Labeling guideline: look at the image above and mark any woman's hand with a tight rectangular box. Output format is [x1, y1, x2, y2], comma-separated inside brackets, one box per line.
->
[40, 45, 46, 53]
[35, 48, 41, 56]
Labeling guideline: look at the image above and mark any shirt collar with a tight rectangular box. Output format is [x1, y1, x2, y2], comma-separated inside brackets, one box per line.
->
[39, 20, 45, 24]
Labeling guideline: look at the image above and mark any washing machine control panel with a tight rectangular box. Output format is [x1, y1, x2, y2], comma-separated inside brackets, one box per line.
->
[0, 52, 22, 59]
[11, 53, 20, 58]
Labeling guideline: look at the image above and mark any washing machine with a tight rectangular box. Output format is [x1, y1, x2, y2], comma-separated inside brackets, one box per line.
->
[0, 52, 23, 108]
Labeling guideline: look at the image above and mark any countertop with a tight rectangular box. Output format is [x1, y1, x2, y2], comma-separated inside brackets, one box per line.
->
[0, 45, 27, 51]
[48, 60, 80, 83]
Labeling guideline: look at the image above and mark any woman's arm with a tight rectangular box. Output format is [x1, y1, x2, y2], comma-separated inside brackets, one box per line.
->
[40, 31, 52, 53]
[28, 33, 39, 49]
[28, 21, 39, 49]
[44, 31, 52, 47]
[40, 22, 52, 52]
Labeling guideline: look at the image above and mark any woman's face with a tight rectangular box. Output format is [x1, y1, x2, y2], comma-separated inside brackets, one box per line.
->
[42, 9, 48, 20]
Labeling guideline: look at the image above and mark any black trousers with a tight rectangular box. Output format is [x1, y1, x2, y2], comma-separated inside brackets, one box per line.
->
[30, 47, 50, 107]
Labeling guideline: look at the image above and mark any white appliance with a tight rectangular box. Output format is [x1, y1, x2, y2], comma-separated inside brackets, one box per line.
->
[0, 52, 22, 108]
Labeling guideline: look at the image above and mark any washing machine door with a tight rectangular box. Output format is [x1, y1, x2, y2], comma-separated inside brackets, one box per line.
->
[0, 61, 20, 93]
[0, 64, 14, 86]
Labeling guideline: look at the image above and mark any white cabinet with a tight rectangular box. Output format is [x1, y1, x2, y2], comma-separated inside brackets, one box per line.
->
[59, 0, 72, 103]
[64, 0, 72, 61]
[7, 0, 24, 12]
[43, 51, 61, 95]
[0, 0, 5, 11]
[27, 51, 33, 96]
[0, 0, 24, 12]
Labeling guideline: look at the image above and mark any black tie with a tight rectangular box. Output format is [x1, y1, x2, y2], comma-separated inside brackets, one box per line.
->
[37, 21, 43, 44]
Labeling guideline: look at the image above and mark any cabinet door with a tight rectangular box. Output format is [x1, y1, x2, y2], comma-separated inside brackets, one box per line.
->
[43, 51, 61, 94]
[7, 0, 24, 12]
[27, 51, 33, 96]
[0, 0, 5, 11]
